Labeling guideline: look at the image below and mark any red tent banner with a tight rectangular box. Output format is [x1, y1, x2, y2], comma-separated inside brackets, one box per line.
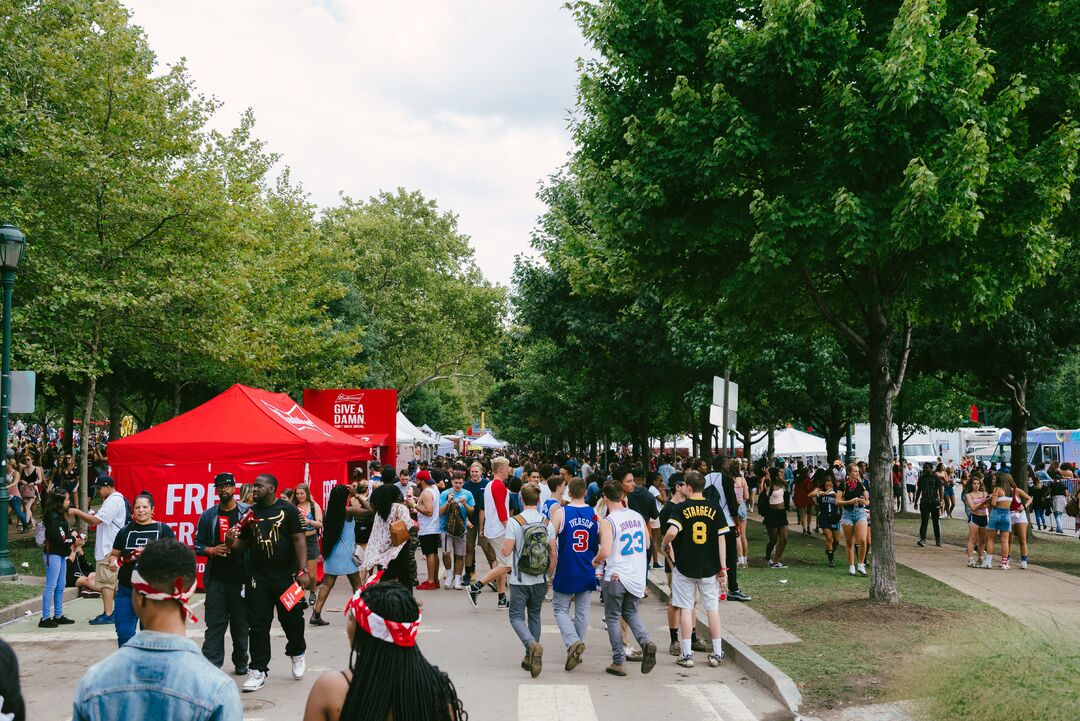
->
[303, 388, 397, 472]
[108, 384, 376, 583]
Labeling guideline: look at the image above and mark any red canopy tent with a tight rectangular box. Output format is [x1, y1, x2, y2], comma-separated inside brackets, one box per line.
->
[108, 384, 374, 550]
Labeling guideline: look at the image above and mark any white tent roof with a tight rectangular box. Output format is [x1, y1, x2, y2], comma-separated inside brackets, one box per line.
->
[419, 423, 437, 436]
[470, 432, 507, 449]
[397, 411, 436, 445]
[751, 428, 827, 458]
[650, 436, 693, 450]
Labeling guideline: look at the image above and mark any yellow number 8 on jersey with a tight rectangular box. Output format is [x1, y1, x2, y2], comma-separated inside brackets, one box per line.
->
[692, 521, 708, 544]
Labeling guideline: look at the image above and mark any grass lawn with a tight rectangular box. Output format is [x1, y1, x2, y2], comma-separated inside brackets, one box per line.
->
[891, 512, 1080, 578]
[0, 582, 43, 608]
[739, 518, 1076, 719]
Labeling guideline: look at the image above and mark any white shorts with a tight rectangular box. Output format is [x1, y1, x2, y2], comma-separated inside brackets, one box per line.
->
[489, 535, 512, 568]
[670, 567, 720, 611]
[1009, 510, 1028, 526]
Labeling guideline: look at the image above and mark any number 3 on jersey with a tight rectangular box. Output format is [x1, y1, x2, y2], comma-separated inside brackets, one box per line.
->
[691, 521, 708, 544]
[620, 530, 645, 555]
[572, 529, 589, 552]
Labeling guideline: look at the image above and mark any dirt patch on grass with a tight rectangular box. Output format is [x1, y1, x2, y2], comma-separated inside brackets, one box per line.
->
[802, 598, 960, 626]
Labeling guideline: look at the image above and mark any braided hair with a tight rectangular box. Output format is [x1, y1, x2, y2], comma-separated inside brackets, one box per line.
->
[321, 484, 350, 555]
[340, 580, 466, 721]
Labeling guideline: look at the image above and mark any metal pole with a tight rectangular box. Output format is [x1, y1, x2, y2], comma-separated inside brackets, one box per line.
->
[0, 271, 17, 578]
[845, 420, 854, 463]
[721, 369, 730, 458]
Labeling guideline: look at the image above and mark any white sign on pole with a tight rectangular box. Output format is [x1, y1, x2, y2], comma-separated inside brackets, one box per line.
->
[712, 377, 739, 412]
[710, 404, 738, 430]
[10, 370, 34, 414]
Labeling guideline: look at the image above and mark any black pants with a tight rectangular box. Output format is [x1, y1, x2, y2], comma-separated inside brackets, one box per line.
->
[725, 530, 740, 592]
[202, 579, 249, 670]
[246, 574, 306, 672]
[920, 504, 941, 543]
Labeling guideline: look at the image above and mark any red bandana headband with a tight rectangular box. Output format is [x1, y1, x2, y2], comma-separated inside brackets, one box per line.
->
[343, 570, 421, 647]
[130, 569, 199, 623]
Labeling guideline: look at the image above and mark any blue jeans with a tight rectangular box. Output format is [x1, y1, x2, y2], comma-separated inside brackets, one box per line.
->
[1053, 511, 1064, 533]
[1033, 508, 1046, 528]
[9, 496, 26, 527]
[551, 590, 592, 648]
[115, 585, 138, 647]
[42, 554, 66, 619]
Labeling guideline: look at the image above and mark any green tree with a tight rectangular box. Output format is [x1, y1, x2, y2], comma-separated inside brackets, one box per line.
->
[569, 0, 1078, 602]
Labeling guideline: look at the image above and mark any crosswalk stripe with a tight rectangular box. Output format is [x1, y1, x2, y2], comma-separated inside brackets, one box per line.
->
[698, 684, 758, 721]
[667, 684, 757, 721]
[518, 684, 599, 721]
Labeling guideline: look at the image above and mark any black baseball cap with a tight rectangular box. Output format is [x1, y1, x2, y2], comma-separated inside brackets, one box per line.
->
[213, 472, 236, 488]
[92, 476, 115, 488]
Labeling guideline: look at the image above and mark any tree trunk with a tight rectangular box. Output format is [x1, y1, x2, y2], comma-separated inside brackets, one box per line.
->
[1007, 377, 1029, 488]
[78, 374, 97, 531]
[107, 376, 122, 442]
[699, 405, 712, 459]
[867, 336, 900, 604]
[738, 414, 753, 459]
[63, 384, 76, 454]
[824, 432, 841, 466]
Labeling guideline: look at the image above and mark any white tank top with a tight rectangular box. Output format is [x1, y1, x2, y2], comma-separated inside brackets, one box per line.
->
[418, 485, 441, 535]
[603, 508, 648, 598]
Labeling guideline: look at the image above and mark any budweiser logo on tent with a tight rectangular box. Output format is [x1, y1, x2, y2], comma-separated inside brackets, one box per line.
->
[261, 400, 330, 436]
[335, 392, 365, 404]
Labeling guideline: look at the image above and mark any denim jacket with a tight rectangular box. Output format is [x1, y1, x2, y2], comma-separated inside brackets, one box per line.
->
[73, 630, 242, 721]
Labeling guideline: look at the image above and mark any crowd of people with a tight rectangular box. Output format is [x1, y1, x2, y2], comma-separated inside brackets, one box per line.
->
[2, 440, 1080, 721]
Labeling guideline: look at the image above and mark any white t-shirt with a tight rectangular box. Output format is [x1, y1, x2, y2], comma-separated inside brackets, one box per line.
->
[417, 485, 441, 536]
[483, 479, 509, 540]
[603, 508, 648, 598]
[648, 485, 663, 513]
[538, 482, 551, 508]
[94, 491, 127, 559]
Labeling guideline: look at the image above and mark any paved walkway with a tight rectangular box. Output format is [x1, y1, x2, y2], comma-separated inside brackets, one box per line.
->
[646, 568, 800, 646]
[892, 531, 1080, 637]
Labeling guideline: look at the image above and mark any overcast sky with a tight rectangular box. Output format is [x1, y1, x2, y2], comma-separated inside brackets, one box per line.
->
[124, 0, 588, 285]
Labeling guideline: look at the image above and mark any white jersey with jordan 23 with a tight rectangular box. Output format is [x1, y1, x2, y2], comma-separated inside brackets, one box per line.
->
[603, 507, 649, 598]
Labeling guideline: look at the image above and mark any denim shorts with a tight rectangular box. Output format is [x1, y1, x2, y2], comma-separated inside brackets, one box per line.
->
[841, 508, 868, 526]
[988, 507, 1012, 532]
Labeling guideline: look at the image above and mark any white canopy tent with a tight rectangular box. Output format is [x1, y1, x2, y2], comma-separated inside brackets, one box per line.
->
[650, 436, 694, 451]
[469, 432, 507, 450]
[751, 428, 828, 460]
[417, 423, 459, 457]
[396, 411, 437, 470]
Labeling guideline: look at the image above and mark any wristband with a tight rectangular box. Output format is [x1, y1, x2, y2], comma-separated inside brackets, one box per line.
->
[719, 567, 728, 571]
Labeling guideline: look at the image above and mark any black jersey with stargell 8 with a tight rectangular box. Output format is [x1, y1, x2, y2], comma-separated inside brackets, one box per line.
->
[666, 497, 729, 579]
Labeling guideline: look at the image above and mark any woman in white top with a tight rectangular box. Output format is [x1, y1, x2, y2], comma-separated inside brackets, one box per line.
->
[361, 485, 415, 590]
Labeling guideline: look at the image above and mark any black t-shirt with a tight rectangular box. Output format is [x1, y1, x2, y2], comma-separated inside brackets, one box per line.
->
[240, 499, 305, 578]
[113, 521, 175, 587]
[209, 505, 245, 583]
[659, 500, 678, 572]
[628, 486, 659, 521]
[916, 474, 940, 507]
[666, 497, 729, 579]
[463, 479, 487, 523]
[66, 552, 93, 588]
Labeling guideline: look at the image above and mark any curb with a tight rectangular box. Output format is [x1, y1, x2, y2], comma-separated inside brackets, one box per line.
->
[646, 574, 802, 716]
[0, 586, 79, 626]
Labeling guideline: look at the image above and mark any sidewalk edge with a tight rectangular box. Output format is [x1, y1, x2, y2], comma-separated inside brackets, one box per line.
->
[646, 575, 802, 715]
[0, 587, 79, 626]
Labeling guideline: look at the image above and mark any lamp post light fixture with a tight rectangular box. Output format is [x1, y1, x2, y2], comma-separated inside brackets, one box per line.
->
[0, 223, 26, 579]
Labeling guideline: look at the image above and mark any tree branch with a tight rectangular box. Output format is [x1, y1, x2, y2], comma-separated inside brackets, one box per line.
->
[102, 212, 188, 271]
[892, 320, 913, 393]
[800, 266, 869, 355]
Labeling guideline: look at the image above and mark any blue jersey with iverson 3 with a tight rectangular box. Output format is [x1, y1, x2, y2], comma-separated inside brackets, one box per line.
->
[553, 505, 599, 594]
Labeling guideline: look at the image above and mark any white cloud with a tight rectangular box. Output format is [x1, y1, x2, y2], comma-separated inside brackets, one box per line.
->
[123, 0, 587, 285]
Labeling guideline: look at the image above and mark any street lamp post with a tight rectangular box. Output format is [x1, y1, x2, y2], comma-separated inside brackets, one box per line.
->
[0, 224, 26, 579]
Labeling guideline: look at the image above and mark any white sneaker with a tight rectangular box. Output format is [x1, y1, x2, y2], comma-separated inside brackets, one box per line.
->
[856, 563, 867, 576]
[1020, 560, 1028, 569]
[242, 669, 266, 692]
[849, 565, 856, 576]
[452, 576, 463, 590]
[291, 654, 306, 680]
[442, 575, 453, 589]
[980, 556, 993, 569]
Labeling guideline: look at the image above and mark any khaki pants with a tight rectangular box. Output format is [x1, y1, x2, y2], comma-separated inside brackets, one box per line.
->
[466, 523, 496, 572]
